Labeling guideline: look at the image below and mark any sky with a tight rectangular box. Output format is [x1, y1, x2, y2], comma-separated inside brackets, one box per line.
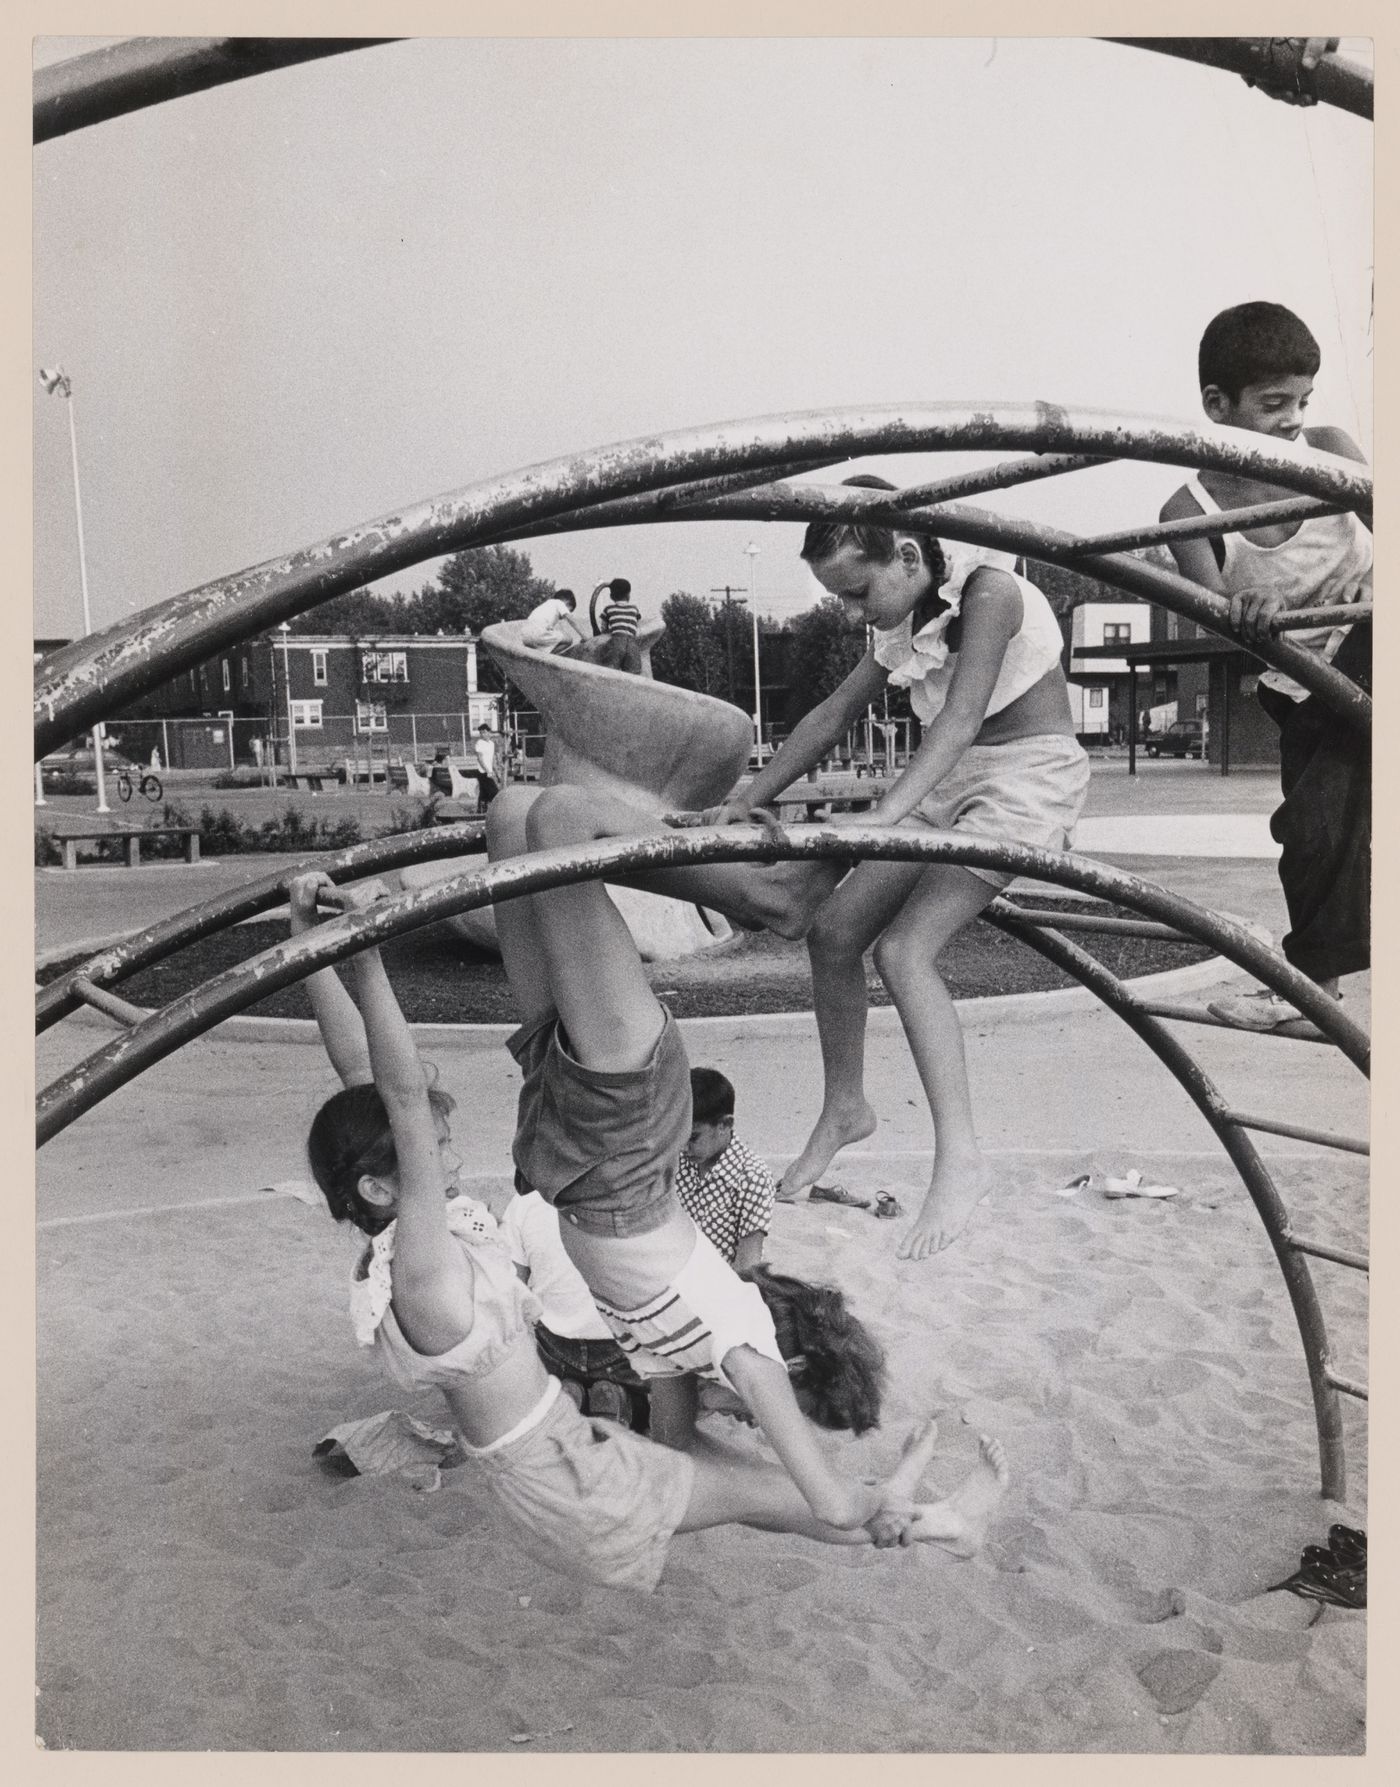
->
[32, 34, 1373, 640]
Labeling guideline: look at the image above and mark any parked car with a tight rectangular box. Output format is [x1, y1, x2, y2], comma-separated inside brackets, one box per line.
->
[1145, 719, 1205, 759]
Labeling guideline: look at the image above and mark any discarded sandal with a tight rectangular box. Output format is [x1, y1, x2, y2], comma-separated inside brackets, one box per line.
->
[873, 1192, 903, 1219]
[1101, 1169, 1181, 1200]
[1266, 1525, 1366, 1608]
[808, 1184, 873, 1210]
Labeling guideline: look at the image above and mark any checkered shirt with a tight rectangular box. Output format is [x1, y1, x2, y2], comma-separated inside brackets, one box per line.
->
[676, 1138, 776, 1263]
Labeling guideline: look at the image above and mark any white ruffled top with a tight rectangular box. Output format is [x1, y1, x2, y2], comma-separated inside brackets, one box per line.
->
[872, 542, 1065, 726]
[349, 1192, 526, 1348]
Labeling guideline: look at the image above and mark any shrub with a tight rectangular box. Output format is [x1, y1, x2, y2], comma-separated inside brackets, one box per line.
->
[35, 828, 61, 867]
[41, 769, 96, 797]
[387, 793, 445, 835]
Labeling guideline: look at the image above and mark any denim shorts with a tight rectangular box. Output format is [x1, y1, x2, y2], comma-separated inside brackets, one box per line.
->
[508, 1007, 692, 1238]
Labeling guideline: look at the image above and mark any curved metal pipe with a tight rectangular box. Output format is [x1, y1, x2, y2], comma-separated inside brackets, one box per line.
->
[36, 822, 486, 1034]
[34, 405, 1371, 757]
[1106, 38, 1372, 121]
[34, 37, 397, 143]
[36, 824, 1367, 1145]
[986, 901, 1355, 1501]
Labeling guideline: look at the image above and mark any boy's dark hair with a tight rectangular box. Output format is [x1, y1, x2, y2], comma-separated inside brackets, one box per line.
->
[554, 587, 577, 609]
[689, 1066, 735, 1126]
[307, 1082, 456, 1236]
[747, 1263, 887, 1435]
[477, 722, 491, 733]
[607, 578, 633, 600]
[1198, 302, 1320, 399]
[799, 473, 947, 587]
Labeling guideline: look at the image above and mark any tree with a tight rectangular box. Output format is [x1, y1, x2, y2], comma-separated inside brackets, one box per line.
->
[651, 591, 725, 696]
[290, 545, 554, 640]
[780, 598, 867, 726]
[417, 545, 554, 635]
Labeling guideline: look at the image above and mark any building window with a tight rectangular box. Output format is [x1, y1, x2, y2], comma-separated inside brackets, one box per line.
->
[312, 649, 328, 686]
[290, 700, 323, 730]
[221, 658, 231, 693]
[1102, 623, 1131, 646]
[361, 649, 408, 684]
[1088, 688, 1106, 708]
[240, 657, 250, 687]
[355, 700, 388, 733]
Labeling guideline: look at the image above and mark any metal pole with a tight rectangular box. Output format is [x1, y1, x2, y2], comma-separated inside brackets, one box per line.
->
[54, 385, 111, 813]
[161, 717, 170, 772]
[35, 762, 46, 807]
[745, 544, 762, 750]
[1128, 661, 1138, 776]
[279, 624, 298, 776]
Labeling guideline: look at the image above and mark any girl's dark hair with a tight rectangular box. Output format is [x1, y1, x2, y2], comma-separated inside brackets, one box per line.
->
[689, 1066, 736, 1126]
[799, 473, 947, 588]
[746, 1263, 887, 1435]
[1198, 302, 1320, 399]
[306, 1082, 456, 1236]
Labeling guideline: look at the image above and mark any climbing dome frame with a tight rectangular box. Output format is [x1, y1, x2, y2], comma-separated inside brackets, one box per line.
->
[35, 36, 1371, 1502]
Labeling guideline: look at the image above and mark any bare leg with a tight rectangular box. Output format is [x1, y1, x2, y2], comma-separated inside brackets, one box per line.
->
[483, 784, 556, 1025]
[899, 1430, 1010, 1558]
[779, 856, 927, 1199]
[678, 1417, 1009, 1557]
[872, 865, 1004, 1259]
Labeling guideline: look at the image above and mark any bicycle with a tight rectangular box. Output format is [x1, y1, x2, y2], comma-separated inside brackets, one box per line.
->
[115, 766, 163, 803]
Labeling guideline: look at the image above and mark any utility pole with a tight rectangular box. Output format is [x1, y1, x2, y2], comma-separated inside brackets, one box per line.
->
[710, 584, 746, 706]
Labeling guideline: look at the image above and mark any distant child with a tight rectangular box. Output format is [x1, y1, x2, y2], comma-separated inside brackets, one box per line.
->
[1157, 302, 1372, 1029]
[522, 583, 642, 673]
[472, 724, 500, 807]
[678, 1067, 776, 1271]
[487, 782, 915, 1524]
[293, 872, 1008, 1590]
[701, 475, 1089, 1260]
[521, 587, 588, 653]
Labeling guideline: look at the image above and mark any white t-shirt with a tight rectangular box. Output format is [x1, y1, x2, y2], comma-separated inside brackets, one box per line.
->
[473, 735, 497, 778]
[520, 598, 576, 649]
[497, 1191, 614, 1340]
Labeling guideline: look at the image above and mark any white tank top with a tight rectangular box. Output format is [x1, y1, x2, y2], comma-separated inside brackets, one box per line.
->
[1186, 473, 1371, 701]
[873, 543, 1065, 726]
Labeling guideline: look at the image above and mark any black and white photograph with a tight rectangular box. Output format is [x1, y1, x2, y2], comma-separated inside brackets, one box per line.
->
[30, 17, 1377, 1759]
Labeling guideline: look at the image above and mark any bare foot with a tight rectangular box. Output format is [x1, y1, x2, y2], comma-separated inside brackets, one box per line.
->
[779, 1100, 878, 1200]
[908, 1435, 1010, 1559]
[753, 858, 846, 940]
[887, 1417, 940, 1499]
[896, 1153, 992, 1260]
[864, 1417, 941, 1547]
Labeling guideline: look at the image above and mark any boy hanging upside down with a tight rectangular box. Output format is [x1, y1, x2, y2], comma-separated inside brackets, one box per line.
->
[486, 782, 1007, 1531]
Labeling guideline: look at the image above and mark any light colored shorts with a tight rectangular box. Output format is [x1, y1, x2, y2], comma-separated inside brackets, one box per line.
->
[909, 732, 1090, 889]
[594, 1226, 784, 1392]
[464, 1377, 695, 1593]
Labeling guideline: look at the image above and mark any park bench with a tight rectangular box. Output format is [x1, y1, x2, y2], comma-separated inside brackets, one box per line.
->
[769, 775, 892, 823]
[284, 771, 328, 792]
[55, 826, 201, 870]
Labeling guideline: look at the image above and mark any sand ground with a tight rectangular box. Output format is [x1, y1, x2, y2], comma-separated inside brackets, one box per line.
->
[34, 761, 1369, 1752]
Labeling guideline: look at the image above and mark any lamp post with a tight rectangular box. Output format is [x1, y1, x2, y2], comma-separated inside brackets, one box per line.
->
[279, 622, 298, 776]
[39, 366, 110, 812]
[743, 542, 763, 754]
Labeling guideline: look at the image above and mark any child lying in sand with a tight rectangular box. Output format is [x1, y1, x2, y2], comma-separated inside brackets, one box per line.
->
[486, 783, 954, 1524]
[297, 875, 1009, 1590]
